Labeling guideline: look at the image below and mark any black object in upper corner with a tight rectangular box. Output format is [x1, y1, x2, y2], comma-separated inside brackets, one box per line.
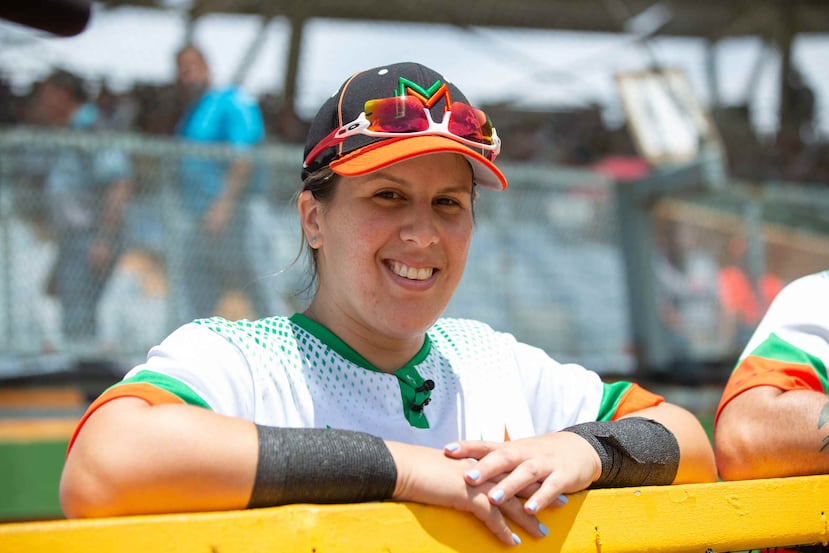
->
[0, 0, 91, 37]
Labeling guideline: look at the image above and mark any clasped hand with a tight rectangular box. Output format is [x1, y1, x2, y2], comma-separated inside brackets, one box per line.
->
[388, 431, 601, 546]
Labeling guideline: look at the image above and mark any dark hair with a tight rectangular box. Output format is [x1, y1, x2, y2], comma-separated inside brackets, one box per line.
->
[296, 167, 339, 295]
[43, 69, 87, 103]
[175, 43, 207, 65]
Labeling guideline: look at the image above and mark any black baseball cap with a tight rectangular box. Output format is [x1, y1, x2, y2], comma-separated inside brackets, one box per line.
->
[302, 61, 507, 190]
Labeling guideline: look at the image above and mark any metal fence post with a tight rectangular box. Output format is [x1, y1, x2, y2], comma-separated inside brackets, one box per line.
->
[0, 136, 11, 351]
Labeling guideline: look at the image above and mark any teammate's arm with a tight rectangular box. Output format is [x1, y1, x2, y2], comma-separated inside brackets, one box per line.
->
[715, 385, 829, 480]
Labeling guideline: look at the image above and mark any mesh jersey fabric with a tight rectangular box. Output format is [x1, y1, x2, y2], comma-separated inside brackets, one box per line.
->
[70, 315, 663, 451]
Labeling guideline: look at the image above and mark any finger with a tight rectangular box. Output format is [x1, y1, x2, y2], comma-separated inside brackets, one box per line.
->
[443, 440, 500, 460]
[484, 460, 549, 505]
[498, 496, 549, 540]
[481, 471, 541, 497]
[469, 495, 525, 547]
[522, 476, 571, 515]
[461, 447, 529, 487]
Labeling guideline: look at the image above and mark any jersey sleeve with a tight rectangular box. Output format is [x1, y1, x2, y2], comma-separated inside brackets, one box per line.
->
[513, 342, 664, 432]
[599, 381, 665, 421]
[67, 323, 256, 454]
[716, 271, 829, 422]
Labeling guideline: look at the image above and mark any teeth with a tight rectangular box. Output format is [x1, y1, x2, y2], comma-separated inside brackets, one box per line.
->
[391, 262, 434, 280]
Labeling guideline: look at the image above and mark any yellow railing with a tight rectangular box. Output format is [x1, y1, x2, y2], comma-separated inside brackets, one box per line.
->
[2, 475, 828, 552]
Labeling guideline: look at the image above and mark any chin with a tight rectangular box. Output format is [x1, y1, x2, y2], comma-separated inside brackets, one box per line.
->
[381, 309, 443, 338]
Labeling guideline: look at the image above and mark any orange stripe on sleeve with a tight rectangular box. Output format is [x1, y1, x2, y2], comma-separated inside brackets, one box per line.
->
[715, 355, 822, 422]
[612, 383, 665, 420]
[66, 383, 186, 456]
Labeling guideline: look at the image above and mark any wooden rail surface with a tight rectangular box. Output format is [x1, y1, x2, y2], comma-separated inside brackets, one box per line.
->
[1, 475, 828, 553]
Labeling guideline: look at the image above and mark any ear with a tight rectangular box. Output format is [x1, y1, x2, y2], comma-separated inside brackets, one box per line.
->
[297, 190, 321, 248]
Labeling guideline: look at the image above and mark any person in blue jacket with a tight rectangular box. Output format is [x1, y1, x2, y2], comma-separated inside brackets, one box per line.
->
[174, 43, 272, 322]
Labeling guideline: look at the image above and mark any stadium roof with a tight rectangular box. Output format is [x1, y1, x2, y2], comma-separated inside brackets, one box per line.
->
[96, 0, 827, 130]
[100, 0, 829, 39]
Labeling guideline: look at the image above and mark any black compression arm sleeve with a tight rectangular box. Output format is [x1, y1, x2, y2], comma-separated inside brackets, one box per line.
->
[248, 426, 398, 508]
[563, 417, 680, 488]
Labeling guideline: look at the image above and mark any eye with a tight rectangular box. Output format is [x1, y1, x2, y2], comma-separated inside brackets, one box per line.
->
[374, 189, 403, 200]
[435, 197, 459, 207]
[435, 195, 468, 209]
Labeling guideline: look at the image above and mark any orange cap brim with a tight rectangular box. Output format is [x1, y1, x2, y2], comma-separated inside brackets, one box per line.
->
[329, 135, 507, 191]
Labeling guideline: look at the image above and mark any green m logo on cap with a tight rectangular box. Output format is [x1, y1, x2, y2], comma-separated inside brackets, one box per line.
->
[397, 77, 452, 108]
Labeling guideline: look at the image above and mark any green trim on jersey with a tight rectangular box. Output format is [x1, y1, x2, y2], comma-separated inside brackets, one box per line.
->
[119, 370, 212, 410]
[597, 381, 633, 421]
[290, 313, 434, 428]
[393, 365, 433, 429]
[751, 332, 829, 392]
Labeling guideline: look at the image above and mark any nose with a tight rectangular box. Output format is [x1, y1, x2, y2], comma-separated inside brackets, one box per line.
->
[399, 203, 439, 247]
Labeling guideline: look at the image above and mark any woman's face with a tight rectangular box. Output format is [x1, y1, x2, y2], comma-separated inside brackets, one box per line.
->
[301, 152, 475, 343]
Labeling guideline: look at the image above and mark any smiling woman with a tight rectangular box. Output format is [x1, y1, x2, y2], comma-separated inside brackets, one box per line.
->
[59, 60, 717, 548]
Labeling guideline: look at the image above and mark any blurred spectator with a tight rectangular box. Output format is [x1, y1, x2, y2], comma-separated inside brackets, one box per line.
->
[33, 69, 134, 344]
[0, 78, 16, 125]
[133, 82, 184, 135]
[711, 105, 768, 180]
[772, 67, 819, 182]
[653, 221, 722, 362]
[94, 82, 139, 131]
[718, 234, 785, 353]
[173, 43, 275, 322]
[259, 92, 309, 143]
[781, 68, 816, 143]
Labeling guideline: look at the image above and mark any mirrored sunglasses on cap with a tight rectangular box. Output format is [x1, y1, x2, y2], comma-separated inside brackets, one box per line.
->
[303, 95, 501, 169]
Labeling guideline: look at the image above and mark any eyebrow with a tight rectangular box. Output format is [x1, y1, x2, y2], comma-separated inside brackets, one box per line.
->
[365, 171, 473, 195]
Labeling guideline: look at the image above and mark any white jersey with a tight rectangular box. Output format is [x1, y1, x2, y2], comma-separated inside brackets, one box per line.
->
[71, 315, 662, 450]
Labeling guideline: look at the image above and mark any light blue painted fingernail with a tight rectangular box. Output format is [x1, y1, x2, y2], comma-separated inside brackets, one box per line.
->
[539, 522, 550, 537]
[490, 488, 505, 503]
[525, 499, 539, 513]
[444, 442, 460, 452]
[556, 494, 569, 505]
[512, 532, 522, 545]
[466, 468, 480, 481]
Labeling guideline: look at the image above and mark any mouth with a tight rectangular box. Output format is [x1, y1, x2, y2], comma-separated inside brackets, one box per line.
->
[389, 260, 435, 281]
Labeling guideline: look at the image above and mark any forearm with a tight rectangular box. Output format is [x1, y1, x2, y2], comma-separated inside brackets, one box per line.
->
[220, 159, 252, 204]
[100, 179, 133, 235]
[623, 402, 717, 483]
[62, 399, 399, 518]
[715, 386, 829, 480]
[202, 160, 251, 233]
[60, 398, 257, 518]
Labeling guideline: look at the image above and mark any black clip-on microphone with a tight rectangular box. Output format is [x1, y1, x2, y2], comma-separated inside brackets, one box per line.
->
[411, 379, 435, 412]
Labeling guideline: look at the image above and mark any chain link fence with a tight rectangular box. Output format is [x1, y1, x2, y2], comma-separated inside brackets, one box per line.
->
[1, 127, 828, 380]
[0, 128, 304, 374]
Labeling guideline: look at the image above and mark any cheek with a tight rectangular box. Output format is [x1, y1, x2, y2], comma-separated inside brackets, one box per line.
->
[326, 213, 385, 266]
[448, 219, 474, 259]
